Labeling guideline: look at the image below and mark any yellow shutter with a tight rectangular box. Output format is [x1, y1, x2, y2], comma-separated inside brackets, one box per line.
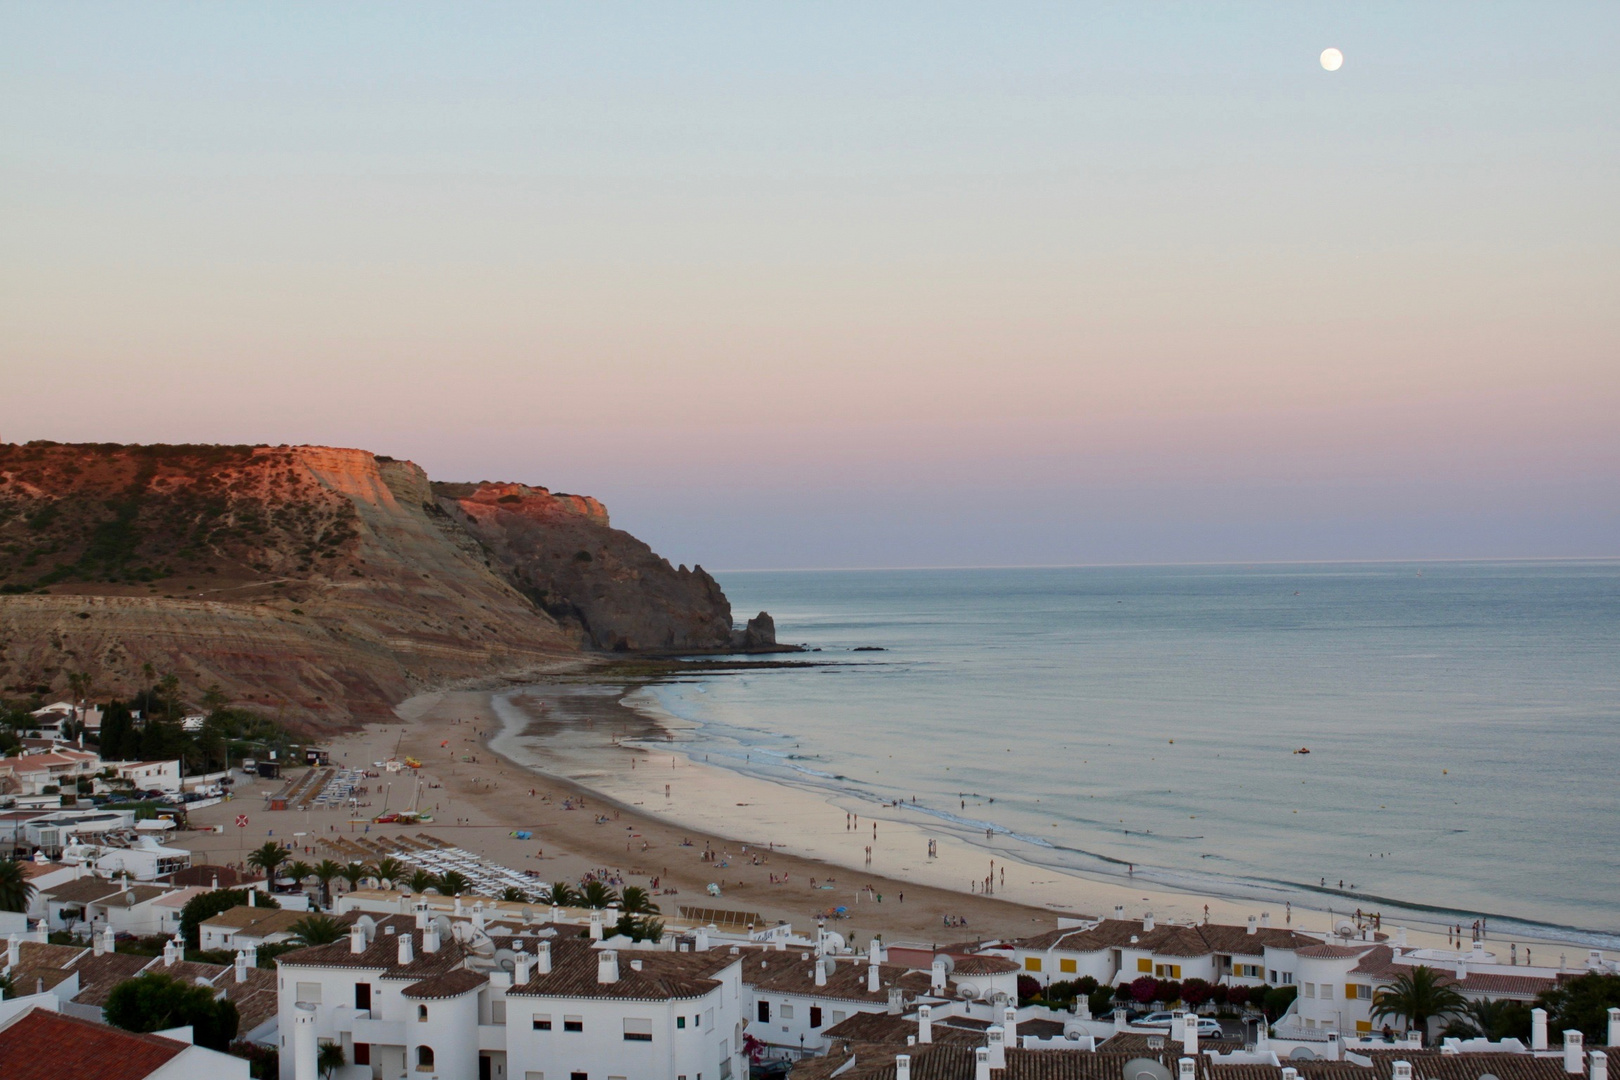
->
[1061, 959, 1077, 973]
[1356, 1021, 1372, 1033]
[1025, 957, 1042, 972]
[1172, 965, 1182, 979]
[1138, 958, 1152, 973]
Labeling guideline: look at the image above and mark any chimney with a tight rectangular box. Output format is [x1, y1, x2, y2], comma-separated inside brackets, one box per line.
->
[1183, 1011, 1198, 1055]
[1005, 1006, 1018, 1041]
[423, 923, 440, 953]
[162, 938, 177, 966]
[5, 934, 18, 969]
[247, 889, 256, 907]
[245, 944, 257, 968]
[1533, 1009, 1549, 1051]
[1457, 959, 1468, 980]
[454, 896, 464, 916]
[1564, 1031, 1584, 1075]
[590, 911, 604, 940]
[868, 962, 881, 994]
[1396, 927, 1408, 948]
[1393, 1063, 1412, 1080]
[415, 906, 429, 930]
[235, 950, 249, 983]
[1590, 1052, 1608, 1080]
[398, 932, 414, 965]
[1179, 1059, 1196, 1080]
[550, 904, 561, 923]
[896, 1054, 911, 1080]
[1247, 915, 1257, 936]
[350, 924, 366, 954]
[93, 926, 106, 956]
[1261, 912, 1271, 929]
[293, 1002, 318, 1080]
[211, 874, 219, 891]
[1609, 1008, 1620, 1050]
[987, 1025, 1006, 1069]
[889, 987, 905, 1015]
[695, 928, 710, 952]
[931, 957, 948, 992]
[1143, 912, 1155, 932]
[815, 957, 827, 987]
[537, 941, 553, 975]
[514, 944, 531, 984]
[919, 1005, 933, 1044]
[869, 937, 884, 965]
[599, 950, 619, 985]
[1283, 1070, 1298, 1080]
[1327, 1032, 1341, 1061]
[1114, 1008, 1128, 1034]
[1115, 905, 1125, 921]
[975, 1047, 991, 1080]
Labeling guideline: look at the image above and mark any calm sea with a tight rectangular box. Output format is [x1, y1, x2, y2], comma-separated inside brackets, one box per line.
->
[643, 562, 1620, 946]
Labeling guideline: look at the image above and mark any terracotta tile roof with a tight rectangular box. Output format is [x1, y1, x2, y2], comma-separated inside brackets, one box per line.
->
[214, 966, 280, 1033]
[508, 936, 735, 1002]
[1454, 972, 1554, 997]
[805, 1044, 1191, 1080]
[199, 906, 306, 934]
[0, 1007, 187, 1080]
[92, 885, 171, 908]
[951, 955, 1019, 975]
[1136, 925, 1215, 958]
[1350, 946, 1400, 976]
[1011, 926, 1104, 952]
[1015, 920, 1317, 960]
[39, 878, 125, 905]
[820, 1012, 987, 1047]
[4, 941, 88, 995]
[156, 865, 257, 889]
[1299, 944, 1379, 959]
[153, 959, 230, 984]
[276, 919, 468, 981]
[401, 968, 489, 999]
[745, 957, 934, 1005]
[1097, 1032, 1243, 1054]
[1196, 924, 1319, 956]
[65, 951, 155, 1007]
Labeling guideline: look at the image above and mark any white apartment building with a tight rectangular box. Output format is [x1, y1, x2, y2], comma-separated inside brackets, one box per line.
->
[743, 946, 938, 1053]
[275, 915, 749, 1080]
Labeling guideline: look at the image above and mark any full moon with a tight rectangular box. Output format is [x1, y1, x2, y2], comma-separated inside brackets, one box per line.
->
[1320, 47, 1344, 71]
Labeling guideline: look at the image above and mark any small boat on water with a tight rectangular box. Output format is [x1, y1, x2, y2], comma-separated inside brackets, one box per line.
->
[1294, 747, 1311, 754]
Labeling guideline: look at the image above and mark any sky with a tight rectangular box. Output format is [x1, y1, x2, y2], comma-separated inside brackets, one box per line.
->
[2, 3, 1616, 568]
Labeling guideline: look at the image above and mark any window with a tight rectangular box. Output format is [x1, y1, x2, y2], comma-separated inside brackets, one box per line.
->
[295, 982, 322, 1005]
[571, 1073, 588, 1080]
[1153, 964, 1182, 979]
[831, 1011, 846, 1025]
[624, 1018, 653, 1042]
[1137, 958, 1152, 973]
[678, 1016, 687, 1030]
[1320, 984, 1334, 1001]
[810, 1006, 822, 1029]
[1025, 957, 1043, 972]
[492, 1000, 507, 1024]
[418, 1046, 436, 1070]
[1281, 973, 1294, 985]
[418, 1005, 429, 1021]
[780, 1004, 794, 1020]
[1305, 1018, 1316, 1030]
[1060, 959, 1077, 974]
[1348, 984, 1372, 1000]
[564, 1016, 583, 1033]
[526, 1073, 546, 1080]
[1304, 983, 1316, 998]
[757, 1001, 770, 1023]
[355, 983, 372, 1010]
[704, 1009, 714, 1032]
[354, 1044, 370, 1066]
[532, 1014, 552, 1031]
[1235, 964, 1261, 979]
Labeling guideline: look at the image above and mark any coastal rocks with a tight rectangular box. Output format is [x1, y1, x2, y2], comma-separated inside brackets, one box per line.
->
[737, 611, 777, 651]
[434, 481, 762, 654]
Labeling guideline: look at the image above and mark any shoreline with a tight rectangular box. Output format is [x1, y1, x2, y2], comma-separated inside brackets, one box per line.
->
[182, 673, 1603, 955]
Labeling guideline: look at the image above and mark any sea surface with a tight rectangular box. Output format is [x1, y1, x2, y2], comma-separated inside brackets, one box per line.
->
[638, 562, 1620, 947]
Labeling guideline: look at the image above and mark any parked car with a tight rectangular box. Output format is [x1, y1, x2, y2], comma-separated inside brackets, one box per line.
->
[1135, 1012, 1178, 1028]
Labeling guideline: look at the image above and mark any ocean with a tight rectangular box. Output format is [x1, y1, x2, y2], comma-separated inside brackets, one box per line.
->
[638, 562, 1620, 947]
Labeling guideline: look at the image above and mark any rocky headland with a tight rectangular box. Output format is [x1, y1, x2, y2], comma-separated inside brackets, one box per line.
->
[0, 442, 780, 727]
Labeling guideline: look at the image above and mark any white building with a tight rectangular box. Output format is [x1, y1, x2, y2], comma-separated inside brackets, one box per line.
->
[743, 942, 938, 1053]
[0, 1003, 249, 1079]
[110, 760, 184, 794]
[0, 748, 102, 797]
[274, 915, 749, 1080]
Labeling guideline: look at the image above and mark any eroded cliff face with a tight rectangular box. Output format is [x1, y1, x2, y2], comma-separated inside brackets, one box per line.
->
[432, 481, 739, 652]
[0, 443, 769, 726]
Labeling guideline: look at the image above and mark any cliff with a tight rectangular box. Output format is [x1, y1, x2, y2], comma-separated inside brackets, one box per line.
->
[0, 443, 774, 726]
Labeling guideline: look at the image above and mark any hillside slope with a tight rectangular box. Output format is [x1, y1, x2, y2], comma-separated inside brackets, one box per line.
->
[0, 443, 768, 725]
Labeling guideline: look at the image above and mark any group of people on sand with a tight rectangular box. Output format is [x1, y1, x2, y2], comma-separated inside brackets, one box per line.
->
[942, 914, 970, 928]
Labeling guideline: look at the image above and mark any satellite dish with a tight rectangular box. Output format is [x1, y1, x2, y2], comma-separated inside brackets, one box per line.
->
[957, 982, 979, 1000]
[521, 906, 534, 923]
[1290, 1047, 1318, 1060]
[1335, 920, 1356, 938]
[1124, 1059, 1173, 1080]
[431, 915, 454, 941]
[494, 948, 516, 972]
[357, 915, 377, 943]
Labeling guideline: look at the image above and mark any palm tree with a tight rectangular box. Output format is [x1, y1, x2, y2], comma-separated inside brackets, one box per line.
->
[246, 842, 288, 888]
[1442, 998, 1533, 1041]
[435, 870, 471, 897]
[312, 860, 344, 910]
[0, 860, 36, 913]
[545, 881, 577, 907]
[318, 1042, 345, 1079]
[288, 914, 347, 947]
[406, 869, 438, 894]
[579, 880, 619, 909]
[374, 858, 406, 890]
[1373, 966, 1468, 1038]
[339, 862, 372, 895]
[283, 861, 315, 896]
[620, 886, 659, 915]
[499, 887, 530, 903]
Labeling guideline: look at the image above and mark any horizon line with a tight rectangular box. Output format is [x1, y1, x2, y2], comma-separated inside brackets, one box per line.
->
[710, 554, 1620, 573]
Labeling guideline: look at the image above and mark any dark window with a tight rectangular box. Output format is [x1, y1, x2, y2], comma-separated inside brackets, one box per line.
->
[572, 1073, 588, 1080]
[677, 1016, 687, 1029]
[564, 1019, 584, 1032]
[354, 1044, 370, 1066]
[354, 982, 371, 1010]
[625, 1032, 653, 1042]
[418, 1047, 435, 1068]
[757, 1001, 770, 1023]
[533, 1017, 552, 1031]
[810, 1006, 822, 1029]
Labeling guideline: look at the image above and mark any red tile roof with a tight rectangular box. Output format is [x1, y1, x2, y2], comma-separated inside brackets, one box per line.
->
[0, 1008, 186, 1080]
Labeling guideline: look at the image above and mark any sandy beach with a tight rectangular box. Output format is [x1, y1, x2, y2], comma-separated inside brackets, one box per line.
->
[172, 666, 1543, 956]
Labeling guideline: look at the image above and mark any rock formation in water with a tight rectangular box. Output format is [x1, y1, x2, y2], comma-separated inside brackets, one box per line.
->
[0, 442, 777, 725]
